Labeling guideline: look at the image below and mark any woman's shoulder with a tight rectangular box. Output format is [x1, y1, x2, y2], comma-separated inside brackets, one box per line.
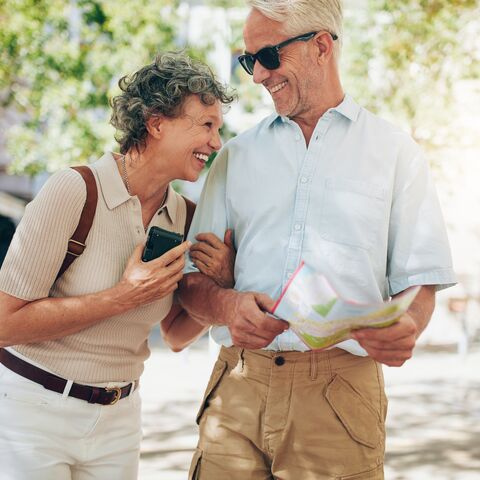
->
[35, 167, 88, 208]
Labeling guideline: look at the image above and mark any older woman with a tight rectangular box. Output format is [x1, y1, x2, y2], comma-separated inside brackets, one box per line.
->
[0, 53, 235, 479]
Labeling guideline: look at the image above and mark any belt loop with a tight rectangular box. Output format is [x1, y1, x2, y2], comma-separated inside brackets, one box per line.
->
[326, 350, 333, 381]
[62, 379, 74, 399]
[128, 381, 137, 397]
[310, 350, 318, 380]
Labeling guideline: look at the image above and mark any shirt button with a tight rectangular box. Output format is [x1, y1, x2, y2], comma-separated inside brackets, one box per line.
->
[274, 356, 285, 366]
[294, 223, 302, 231]
[300, 176, 308, 184]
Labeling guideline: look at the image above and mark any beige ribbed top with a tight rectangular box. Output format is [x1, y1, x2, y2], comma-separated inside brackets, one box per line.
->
[0, 153, 188, 383]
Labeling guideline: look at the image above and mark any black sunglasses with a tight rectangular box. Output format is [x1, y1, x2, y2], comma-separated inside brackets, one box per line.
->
[238, 31, 338, 75]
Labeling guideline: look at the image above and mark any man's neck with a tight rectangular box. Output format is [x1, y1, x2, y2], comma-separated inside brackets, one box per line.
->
[291, 76, 344, 146]
[293, 97, 344, 145]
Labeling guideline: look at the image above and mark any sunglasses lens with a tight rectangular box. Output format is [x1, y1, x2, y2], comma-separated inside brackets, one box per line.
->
[257, 47, 280, 70]
[239, 55, 255, 75]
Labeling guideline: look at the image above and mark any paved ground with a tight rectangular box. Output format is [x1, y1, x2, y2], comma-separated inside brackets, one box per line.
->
[138, 335, 480, 480]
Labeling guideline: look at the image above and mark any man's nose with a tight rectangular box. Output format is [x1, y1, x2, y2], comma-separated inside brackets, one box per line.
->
[252, 60, 270, 84]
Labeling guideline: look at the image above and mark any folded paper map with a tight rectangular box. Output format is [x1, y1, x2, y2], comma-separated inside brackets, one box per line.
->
[272, 262, 420, 350]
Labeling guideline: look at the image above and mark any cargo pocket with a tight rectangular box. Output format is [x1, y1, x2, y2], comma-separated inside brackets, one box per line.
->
[337, 463, 384, 479]
[188, 448, 202, 480]
[195, 360, 228, 425]
[325, 374, 382, 449]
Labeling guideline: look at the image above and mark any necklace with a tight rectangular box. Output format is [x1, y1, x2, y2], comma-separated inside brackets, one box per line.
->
[121, 154, 131, 196]
[121, 153, 168, 209]
[160, 187, 168, 208]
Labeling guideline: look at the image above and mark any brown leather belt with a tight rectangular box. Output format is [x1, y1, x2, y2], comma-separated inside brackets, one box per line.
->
[0, 348, 135, 406]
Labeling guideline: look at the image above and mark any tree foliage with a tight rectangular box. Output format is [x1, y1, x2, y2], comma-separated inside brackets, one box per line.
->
[1, 0, 479, 175]
[342, 0, 480, 149]
[0, 0, 207, 175]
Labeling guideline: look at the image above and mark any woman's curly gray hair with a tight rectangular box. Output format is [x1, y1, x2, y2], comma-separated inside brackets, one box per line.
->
[110, 52, 236, 154]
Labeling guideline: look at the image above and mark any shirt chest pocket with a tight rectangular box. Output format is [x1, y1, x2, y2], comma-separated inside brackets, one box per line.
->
[319, 177, 387, 250]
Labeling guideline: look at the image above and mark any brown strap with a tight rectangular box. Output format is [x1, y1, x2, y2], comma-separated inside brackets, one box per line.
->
[56, 166, 98, 280]
[0, 348, 134, 405]
[182, 195, 196, 238]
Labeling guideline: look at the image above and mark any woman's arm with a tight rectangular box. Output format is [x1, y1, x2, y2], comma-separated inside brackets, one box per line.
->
[0, 242, 189, 347]
[160, 304, 208, 352]
[159, 229, 236, 351]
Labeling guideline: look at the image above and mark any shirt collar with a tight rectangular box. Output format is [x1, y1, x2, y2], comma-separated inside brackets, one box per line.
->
[332, 94, 360, 122]
[267, 93, 360, 128]
[93, 152, 130, 210]
[92, 152, 178, 223]
[160, 183, 178, 225]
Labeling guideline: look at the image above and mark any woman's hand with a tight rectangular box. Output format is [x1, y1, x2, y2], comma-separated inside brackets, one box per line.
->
[190, 229, 236, 288]
[119, 241, 191, 308]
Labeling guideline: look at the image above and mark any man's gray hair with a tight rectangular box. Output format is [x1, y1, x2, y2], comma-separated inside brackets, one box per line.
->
[110, 52, 235, 155]
[247, 0, 343, 58]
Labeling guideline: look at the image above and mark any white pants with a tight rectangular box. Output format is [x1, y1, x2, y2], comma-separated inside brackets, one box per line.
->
[0, 363, 142, 480]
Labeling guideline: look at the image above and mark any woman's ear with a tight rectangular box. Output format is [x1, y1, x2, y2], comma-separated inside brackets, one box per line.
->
[146, 115, 163, 138]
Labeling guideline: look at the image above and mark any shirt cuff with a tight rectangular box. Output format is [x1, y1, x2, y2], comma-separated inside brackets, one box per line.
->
[389, 268, 457, 296]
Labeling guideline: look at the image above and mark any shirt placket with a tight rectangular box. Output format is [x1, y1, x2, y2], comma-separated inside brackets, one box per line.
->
[277, 114, 333, 350]
[129, 197, 147, 240]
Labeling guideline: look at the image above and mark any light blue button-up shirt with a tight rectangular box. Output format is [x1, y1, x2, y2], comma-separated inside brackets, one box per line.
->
[185, 95, 456, 354]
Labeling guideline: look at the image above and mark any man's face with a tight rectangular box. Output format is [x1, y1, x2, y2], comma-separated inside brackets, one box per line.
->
[243, 9, 317, 119]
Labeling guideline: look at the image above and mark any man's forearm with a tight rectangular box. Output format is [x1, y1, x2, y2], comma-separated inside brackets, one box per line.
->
[403, 285, 436, 336]
[178, 272, 235, 326]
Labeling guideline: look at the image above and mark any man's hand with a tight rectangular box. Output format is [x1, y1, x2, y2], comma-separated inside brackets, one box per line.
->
[351, 313, 418, 367]
[223, 290, 289, 349]
[351, 285, 436, 367]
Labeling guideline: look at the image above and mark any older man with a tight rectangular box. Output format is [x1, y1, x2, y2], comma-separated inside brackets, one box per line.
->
[179, 1, 456, 478]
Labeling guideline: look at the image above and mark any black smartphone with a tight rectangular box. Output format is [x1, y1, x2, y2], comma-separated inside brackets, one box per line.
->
[142, 226, 183, 262]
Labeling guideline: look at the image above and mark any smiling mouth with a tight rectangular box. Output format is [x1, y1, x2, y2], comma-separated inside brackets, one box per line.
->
[268, 80, 288, 94]
[193, 152, 209, 162]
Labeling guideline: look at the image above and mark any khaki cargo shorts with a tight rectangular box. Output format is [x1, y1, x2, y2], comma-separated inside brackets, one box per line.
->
[189, 346, 387, 480]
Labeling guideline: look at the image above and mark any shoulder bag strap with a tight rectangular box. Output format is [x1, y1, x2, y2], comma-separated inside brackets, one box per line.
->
[181, 195, 196, 238]
[55, 166, 98, 280]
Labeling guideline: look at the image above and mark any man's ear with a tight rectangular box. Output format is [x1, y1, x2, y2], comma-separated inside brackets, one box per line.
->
[146, 115, 163, 138]
[314, 32, 334, 65]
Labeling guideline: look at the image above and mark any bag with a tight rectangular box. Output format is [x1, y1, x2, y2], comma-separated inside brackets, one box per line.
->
[55, 166, 195, 280]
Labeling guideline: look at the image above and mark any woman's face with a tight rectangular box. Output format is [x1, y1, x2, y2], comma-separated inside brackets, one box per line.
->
[159, 95, 224, 182]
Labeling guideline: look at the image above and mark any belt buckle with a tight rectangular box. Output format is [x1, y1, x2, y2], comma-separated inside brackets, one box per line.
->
[105, 386, 122, 405]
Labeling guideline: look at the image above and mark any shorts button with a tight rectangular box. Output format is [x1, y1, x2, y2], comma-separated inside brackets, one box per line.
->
[274, 356, 285, 366]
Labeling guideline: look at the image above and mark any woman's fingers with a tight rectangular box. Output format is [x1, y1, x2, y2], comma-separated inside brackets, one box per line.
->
[194, 257, 211, 276]
[194, 232, 224, 249]
[224, 229, 234, 248]
[151, 240, 191, 266]
[190, 241, 216, 258]
[190, 249, 214, 267]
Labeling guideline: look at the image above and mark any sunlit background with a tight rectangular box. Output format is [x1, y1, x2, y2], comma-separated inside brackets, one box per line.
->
[1, 1, 479, 479]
